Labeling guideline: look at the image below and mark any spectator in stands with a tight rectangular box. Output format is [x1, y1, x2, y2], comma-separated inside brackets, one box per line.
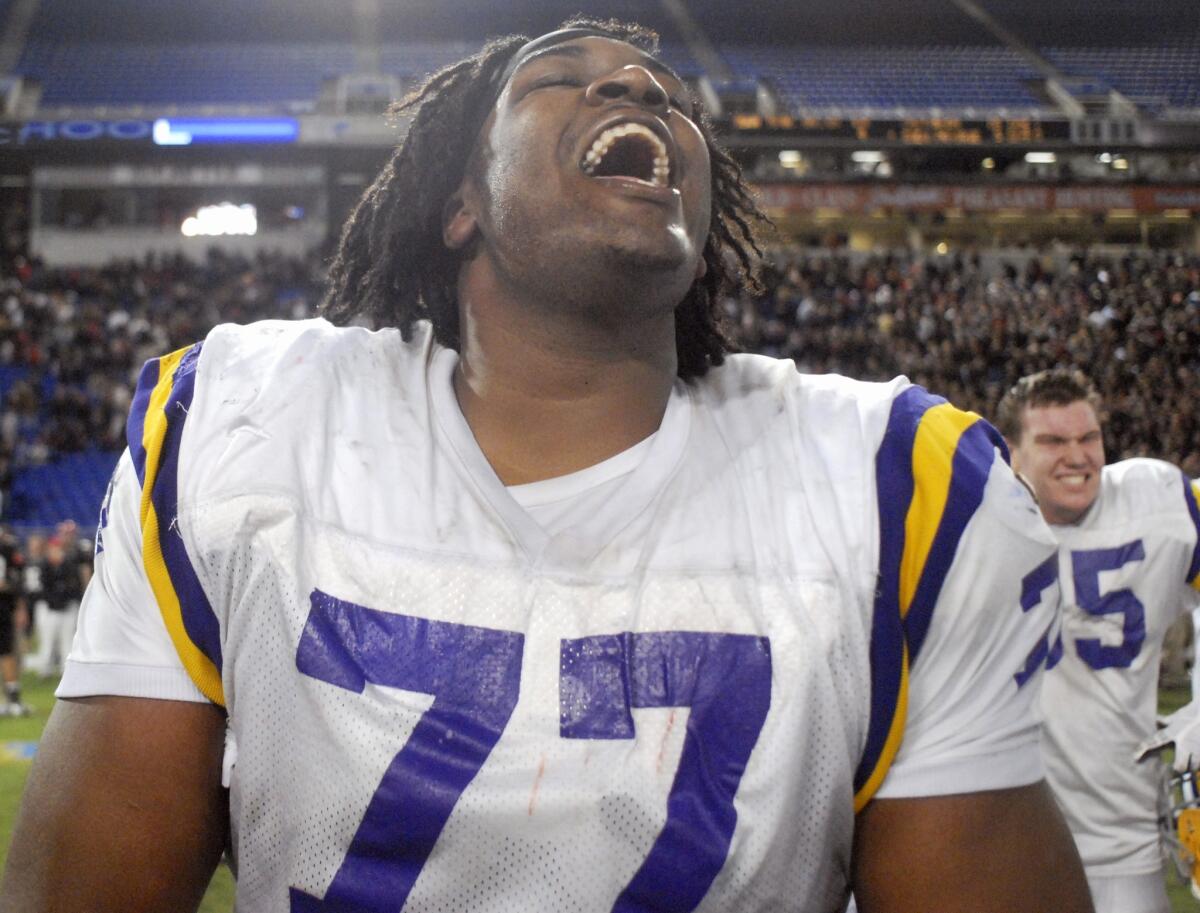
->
[733, 247, 1200, 471]
[0, 201, 1193, 533]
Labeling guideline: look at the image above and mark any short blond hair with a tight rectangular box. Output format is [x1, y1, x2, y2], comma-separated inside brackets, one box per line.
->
[995, 368, 1103, 444]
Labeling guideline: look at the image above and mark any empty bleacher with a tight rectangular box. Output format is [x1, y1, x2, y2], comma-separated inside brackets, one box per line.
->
[18, 42, 356, 109]
[23, 0, 357, 44]
[1041, 43, 1200, 113]
[722, 45, 1048, 115]
[9, 0, 1195, 118]
[17, 38, 702, 112]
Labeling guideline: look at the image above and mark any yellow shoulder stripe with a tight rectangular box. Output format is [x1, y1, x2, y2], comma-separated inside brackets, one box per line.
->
[900, 403, 979, 617]
[138, 347, 225, 706]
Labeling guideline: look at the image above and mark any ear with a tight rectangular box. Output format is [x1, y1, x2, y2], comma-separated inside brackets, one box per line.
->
[1005, 438, 1021, 471]
[442, 189, 478, 251]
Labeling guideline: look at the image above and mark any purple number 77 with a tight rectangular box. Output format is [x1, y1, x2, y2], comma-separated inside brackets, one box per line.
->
[290, 590, 772, 913]
[561, 631, 772, 913]
[290, 590, 524, 913]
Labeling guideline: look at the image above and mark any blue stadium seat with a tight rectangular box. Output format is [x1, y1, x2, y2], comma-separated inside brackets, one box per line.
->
[16, 36, 701, 109]
[1041, 42, 1200, 110]
[8, 448, 119, 530]
[721, 45, 1047, 113]
[0, 364, 29, 403]
[18, 42, 356, 107]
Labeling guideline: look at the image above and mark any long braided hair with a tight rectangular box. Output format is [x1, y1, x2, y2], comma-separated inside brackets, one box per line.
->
[322, 17, 768, 380]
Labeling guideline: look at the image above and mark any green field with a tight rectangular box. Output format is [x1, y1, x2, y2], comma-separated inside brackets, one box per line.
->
[1, 674, 1197, 911]
[0, 674, 234, 910]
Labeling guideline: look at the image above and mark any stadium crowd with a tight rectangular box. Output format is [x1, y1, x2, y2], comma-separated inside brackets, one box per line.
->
[0, 239, 1196, 715]
[0, 242, 1195, 518]
[0, 248, 323, 480]
[735, 247, 1200, 476]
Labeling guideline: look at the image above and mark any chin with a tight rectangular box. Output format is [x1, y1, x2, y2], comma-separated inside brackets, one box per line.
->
[1052, 497, 1097, 525]
[603, 245, 682, 273]
[601, 235, 699, 282]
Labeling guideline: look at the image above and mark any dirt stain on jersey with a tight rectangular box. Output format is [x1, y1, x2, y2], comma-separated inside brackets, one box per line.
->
[528, 755, 547, 816]
[657, 710, 677, 775]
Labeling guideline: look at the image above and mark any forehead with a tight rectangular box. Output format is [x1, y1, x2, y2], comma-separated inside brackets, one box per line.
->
[1021, 399, 1101, 436]
[511, 36, 681, 86]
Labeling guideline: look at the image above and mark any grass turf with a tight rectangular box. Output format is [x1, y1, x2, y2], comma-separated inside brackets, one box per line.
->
[0, 672, 234, 910]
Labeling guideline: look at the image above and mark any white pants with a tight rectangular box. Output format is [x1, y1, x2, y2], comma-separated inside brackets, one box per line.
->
[30, 601, 78, 676]
[1086, 871, 1169, 913]
[1193, 607, 1200, 699]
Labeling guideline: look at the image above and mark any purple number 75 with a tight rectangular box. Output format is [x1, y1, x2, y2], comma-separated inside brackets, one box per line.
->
[290, 590, 772, 913]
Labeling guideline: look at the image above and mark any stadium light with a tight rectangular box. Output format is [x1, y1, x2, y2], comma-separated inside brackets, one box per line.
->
[1024, 152, 1057, 164]
[778, 150, 803, 167]
[850, 151, 886, 163]
[181, 203, 258, 237]
[153, 118, 299, 146]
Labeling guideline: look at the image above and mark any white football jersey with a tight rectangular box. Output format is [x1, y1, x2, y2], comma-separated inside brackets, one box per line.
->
[63, 319, 1059, 913]
[1039, 459, 1200, 876]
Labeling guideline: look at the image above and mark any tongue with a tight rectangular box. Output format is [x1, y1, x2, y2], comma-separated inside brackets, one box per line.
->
[592, 136, 656, 181]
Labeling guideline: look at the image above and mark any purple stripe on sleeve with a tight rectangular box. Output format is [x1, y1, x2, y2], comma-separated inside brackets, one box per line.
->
[1183, 473, 1200, 586]
[904, 419, 1001, 664]
[853, 385, 943, 797]
[148, 343, 223, 674]
[125, 356, 162, 486]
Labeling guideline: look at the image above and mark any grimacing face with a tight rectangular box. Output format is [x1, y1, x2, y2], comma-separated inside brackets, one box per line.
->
[444, 36, 713, 307]
[1009, 399, 1106, 526]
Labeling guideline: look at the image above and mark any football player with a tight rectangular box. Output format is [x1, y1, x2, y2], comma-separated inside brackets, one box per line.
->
[998, 367, 1200, 913]
[0, 526, 28, 716]
[1, 21, 1090, 913]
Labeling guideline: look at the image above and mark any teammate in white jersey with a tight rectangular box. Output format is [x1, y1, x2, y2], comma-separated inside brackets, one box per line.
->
[1, 20, 1090, 913]
[997, 368, 1200, 913]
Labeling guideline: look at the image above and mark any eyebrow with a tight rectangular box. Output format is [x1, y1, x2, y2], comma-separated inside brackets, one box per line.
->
[1032, 430, 1101, 443]
[514, 43, 684, 87]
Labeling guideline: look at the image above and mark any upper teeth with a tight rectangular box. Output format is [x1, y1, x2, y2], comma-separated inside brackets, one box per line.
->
[582, 122, 671, 186]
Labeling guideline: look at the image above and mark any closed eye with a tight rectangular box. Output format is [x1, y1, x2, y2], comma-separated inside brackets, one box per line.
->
[532, 76, 583, 90]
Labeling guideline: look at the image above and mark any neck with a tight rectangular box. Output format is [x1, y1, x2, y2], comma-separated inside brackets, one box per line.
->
[453, 255, 679, 486]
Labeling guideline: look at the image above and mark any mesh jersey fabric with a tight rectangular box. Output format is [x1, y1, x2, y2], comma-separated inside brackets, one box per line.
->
[62, 318, 1060, 912]
[1039, 458, 1200, 877]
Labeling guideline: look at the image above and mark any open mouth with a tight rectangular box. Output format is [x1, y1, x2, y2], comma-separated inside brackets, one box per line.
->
[581, 123, 671, 188]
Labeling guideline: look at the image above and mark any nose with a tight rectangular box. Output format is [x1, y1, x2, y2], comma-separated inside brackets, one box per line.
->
[1063, 440, 1090, 467]
[585, 65, 670, 113]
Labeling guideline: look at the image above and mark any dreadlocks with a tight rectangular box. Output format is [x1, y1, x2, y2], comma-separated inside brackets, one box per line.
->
[322, 17, 769, 380]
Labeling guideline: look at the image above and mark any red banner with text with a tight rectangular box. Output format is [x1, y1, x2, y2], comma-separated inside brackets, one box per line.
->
[753, 184, 1200, 214]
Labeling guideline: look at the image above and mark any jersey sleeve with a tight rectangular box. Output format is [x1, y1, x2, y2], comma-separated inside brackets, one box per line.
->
[57, 341, 224, 706]
[1183, 475, 1200, 594]
[855, 385, 1060, 808]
